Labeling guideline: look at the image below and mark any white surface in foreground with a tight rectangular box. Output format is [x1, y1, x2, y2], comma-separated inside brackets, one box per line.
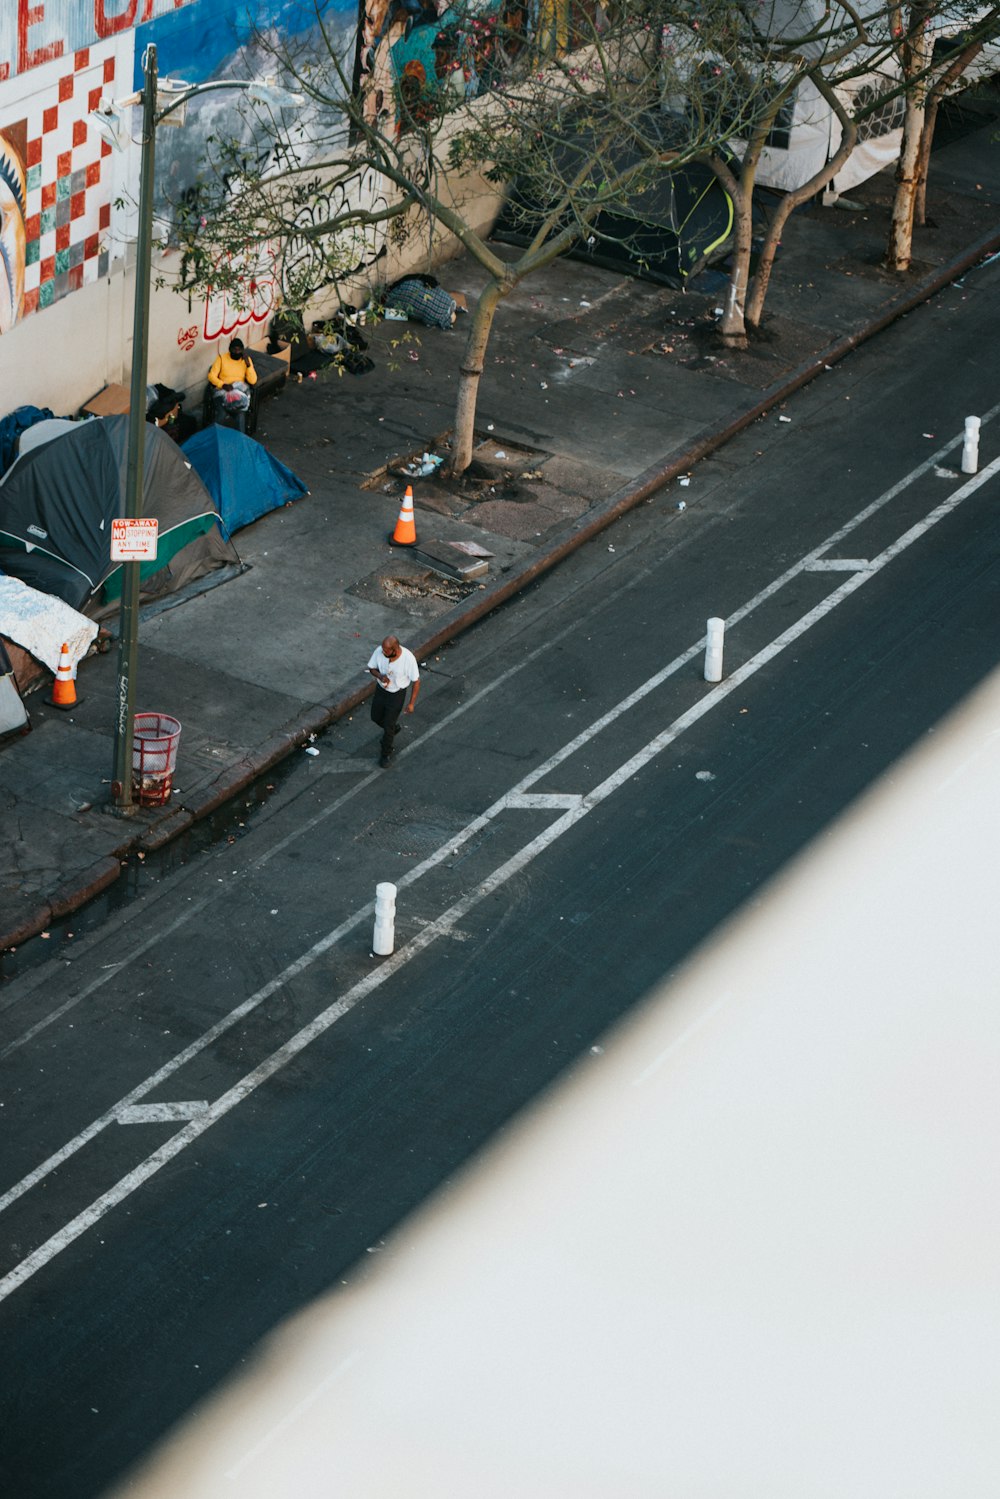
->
[111, 662, 1000, 1497]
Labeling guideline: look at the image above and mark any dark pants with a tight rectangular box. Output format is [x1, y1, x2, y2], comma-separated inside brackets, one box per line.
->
[213, 392, 247, 433]
[371, 684, 405, 757]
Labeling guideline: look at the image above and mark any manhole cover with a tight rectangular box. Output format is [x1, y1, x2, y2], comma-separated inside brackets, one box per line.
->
[355, 804, 466, 854]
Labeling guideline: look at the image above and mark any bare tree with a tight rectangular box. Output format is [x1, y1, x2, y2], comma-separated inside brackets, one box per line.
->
[667, 0, 878, 347]
[885, 0, 1000, 267]
[166, 0, 769, 474]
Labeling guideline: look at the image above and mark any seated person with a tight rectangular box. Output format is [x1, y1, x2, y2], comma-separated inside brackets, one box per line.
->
[146, 390, 183, 441]
[207, 338, 257, 431]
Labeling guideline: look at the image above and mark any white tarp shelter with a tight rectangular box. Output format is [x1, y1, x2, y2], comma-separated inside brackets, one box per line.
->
[722, 0, 999, 195]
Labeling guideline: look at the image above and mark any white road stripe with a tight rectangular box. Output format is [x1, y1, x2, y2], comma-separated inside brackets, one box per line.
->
[116, 1103, 209, 1125]
[1, 443, 997, 1302]
[507, 793, 582, 809]
[805, 559, 871, 571]
[2, 417, 987, 1051]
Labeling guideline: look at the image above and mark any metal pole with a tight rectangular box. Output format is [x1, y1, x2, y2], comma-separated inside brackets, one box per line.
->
[111, 44, 157, 811]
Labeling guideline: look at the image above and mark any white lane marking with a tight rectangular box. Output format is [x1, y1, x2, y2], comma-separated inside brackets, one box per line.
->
[116, 1102, 209, 1125]
[805, 558, 871, 571]
[3, 446, 997, 1227]
[1, 450, 997, 1303]
[0, 599, 594, 1048]
[0, 895, 386, 1218]
[0, 904, 204, 1056]
[2, 416, 985, 1054]
[224, 1351, 362, 1481]
[507, 793, 583, 809]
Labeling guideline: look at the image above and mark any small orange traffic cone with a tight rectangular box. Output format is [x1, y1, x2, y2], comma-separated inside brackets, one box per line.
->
[389, 485, 417, 547]
[48, 642, 79, 710]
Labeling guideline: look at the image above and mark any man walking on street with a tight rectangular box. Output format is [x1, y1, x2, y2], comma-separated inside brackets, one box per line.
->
[367, 635, 420, 767]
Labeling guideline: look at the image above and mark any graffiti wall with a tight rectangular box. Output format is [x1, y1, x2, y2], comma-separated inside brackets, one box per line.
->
[0, 39, 121, 333]
[0, 0, 358, 345]
[0, 4, 204, 338]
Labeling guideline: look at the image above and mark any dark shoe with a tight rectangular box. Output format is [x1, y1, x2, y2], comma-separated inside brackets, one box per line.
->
[392, 723, 403, 736]
[379, 754, 393, 768]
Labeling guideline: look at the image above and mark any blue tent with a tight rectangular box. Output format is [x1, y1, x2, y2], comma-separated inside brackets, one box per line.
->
[182, 425, 308, 538]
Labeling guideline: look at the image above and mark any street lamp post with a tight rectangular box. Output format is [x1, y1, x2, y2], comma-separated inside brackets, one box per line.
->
[91, 48, 301, 812]
[109, 43, 158, 812]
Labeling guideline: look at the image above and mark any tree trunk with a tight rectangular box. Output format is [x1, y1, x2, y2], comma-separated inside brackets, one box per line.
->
[450, 276, 507, 475]
[710, 119, 772, 349]
[913, 31, 989, 226]
[913, 95, 938, 227]
[718, 182, 752, 349]
[745, 74, 858, 329]
[886, 4, 935, 272]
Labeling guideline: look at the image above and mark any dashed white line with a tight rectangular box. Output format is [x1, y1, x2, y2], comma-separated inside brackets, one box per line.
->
[116, 1102, 210, 1125]
[0, 440, 997, 1303]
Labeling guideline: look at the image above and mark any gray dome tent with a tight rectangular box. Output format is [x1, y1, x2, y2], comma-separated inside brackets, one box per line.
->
[0, 416, 241, 616]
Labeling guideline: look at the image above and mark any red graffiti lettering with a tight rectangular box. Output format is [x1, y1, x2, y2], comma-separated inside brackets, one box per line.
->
[93, 0, 139, 41]
[18, 0, 65, 73]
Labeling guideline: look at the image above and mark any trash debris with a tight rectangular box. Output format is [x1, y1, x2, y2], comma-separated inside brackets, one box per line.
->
[304, 746, 320, 756]
[695, 770, 716, 781]
[400, 452, 443, 478]
[539, 381, 548, 389]
[676, 500, 686, 511]
[778, 415, 791, 423]
[493, 450, 507, 459]
[679, 476, 691, 487]
[607, 545, 616, 553]
[487, 423, 494, 430]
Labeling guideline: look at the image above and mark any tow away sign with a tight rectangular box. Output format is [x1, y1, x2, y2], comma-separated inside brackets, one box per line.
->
[111, 518, 158, 562]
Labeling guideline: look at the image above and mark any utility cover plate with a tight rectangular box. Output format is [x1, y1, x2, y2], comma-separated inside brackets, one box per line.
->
[412, 542, 488, 580]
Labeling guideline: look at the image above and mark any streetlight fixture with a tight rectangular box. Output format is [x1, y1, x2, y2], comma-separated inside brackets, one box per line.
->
[90, 44, 302, 812]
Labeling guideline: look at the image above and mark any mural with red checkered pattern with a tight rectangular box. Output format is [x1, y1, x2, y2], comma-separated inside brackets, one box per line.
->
[0, 4, 206, 332]
[1, 45, 117, 329]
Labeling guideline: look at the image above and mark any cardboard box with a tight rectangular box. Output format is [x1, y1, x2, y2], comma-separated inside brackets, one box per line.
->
[82, 383, 131, 417]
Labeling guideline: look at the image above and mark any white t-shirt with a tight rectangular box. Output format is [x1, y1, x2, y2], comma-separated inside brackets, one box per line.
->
[368, 644, 419, 693]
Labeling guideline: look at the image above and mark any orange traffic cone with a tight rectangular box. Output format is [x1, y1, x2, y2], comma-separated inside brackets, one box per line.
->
[48, 642, 79, 710]
[389, 485, 417, 547]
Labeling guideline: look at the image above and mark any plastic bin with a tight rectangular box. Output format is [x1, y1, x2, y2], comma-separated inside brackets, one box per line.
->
[132, 712, 181, 807]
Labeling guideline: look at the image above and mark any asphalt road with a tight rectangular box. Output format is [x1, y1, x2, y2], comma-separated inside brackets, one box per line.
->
[2, 261, 1000, 1498]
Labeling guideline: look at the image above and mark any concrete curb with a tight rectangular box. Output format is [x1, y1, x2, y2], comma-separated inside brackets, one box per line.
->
[4, 225, 998, 951]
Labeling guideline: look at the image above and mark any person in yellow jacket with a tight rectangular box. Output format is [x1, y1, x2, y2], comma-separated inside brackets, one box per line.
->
[207, 338, 257, 432]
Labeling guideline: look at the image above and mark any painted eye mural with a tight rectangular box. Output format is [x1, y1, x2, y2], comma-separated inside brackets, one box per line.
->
[0, 129, 27, 334]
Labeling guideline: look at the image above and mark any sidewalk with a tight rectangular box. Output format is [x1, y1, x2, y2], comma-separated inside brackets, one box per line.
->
[2, 114, 999, 953]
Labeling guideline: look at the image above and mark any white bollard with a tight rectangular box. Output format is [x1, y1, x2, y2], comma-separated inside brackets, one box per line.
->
[961, 416, 981, 475]
[704, 617, 725, 683]
[373, 881, 397, 957]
